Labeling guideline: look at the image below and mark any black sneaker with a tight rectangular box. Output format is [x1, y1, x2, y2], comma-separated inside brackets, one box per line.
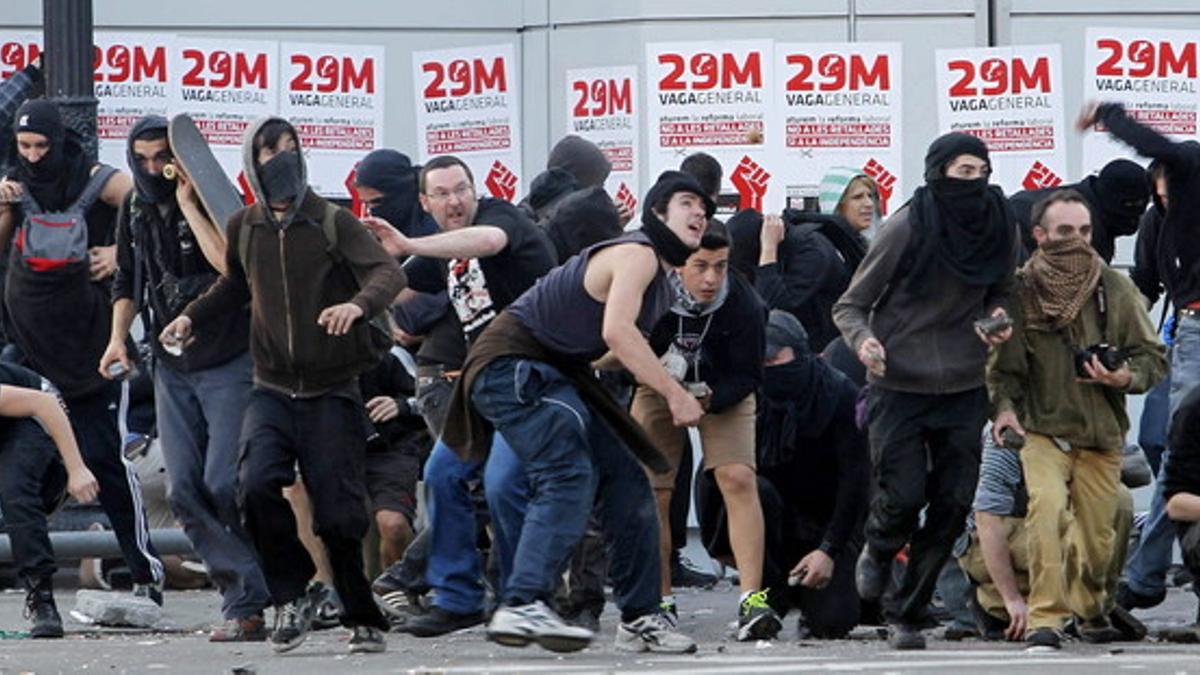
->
[396, 606, 485, 637]
[270, 595, 315, 654]
[25, 585, 63, 639]
[1109, 605, 1148, 641]
[347, 625, 387, 654]
[736, 590, 783, 641]
[670, 551, 718, 589]
[1073, 615, 1123, 644]
[1114, 581, 1165, 610]
[132, 580, 164, 607]
[563, 610, 601, 633]
[1025, 627, 1062, 649]
[886, 623, 925, 650]
[308, 581, 342, 630]
[855, 546, 891, 602]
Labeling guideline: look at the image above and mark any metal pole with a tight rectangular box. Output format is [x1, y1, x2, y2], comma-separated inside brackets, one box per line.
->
[42, 0, 98, 164]
[0, 529, 194, 563]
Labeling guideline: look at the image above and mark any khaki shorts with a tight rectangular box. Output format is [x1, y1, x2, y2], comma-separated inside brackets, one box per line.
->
[630, 386, 756, 490]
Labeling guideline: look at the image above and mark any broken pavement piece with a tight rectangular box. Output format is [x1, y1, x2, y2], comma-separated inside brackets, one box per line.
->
[73, 590, 163, 628]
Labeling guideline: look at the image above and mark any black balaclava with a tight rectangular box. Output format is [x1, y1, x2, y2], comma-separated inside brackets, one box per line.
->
[759, 310, 847, 467]
[126, 115, 173, 204]
[259, 150, 305, 206]
[547, 135, 611, 189]
[907, 132, 1015, 289]
[13, 99, 90, 212]
[1091, 158, 1149, 235]
[355, 148, 435, 237]
[640, 170, 715, 266]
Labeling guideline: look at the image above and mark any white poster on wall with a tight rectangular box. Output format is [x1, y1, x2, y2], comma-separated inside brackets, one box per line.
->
[412, 43, 522, 202]
[935, 44, 1067, 195]
[169, 37, 279, 186]
[280, 42, 384, 197]
[645, 40, 777, 214]
[565, 66, 639, 213]
[93, 33, 173, 169]
[772, 42, 903, 215]
[1082, 27, 1200, 175]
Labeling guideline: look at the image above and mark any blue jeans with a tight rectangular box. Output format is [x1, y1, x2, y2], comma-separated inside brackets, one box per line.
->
[1125, 314, 1200, 595]
[424, 432, 524, 613]
[473, 357, 660, 621]
[155, 352, 269, 619]
[484, 435, 530, 599]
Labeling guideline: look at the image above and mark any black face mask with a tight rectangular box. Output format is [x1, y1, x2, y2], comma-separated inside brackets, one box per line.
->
[929, 176, 989, 222]
[763, 361, 808, 401]
[259, 151, 305, 205]
[137, 171, 174, 205]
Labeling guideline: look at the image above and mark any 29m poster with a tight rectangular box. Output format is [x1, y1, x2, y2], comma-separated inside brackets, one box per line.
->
[1082, 27, 1200, 175]
[412, 43, 523, 202]
[935, 44, 1067, 196]
[565, 65, 639, 213]
[771, 42, 902, 215]
[645, 40, 777, 214]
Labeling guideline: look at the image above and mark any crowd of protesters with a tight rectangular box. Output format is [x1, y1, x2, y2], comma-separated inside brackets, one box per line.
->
[4, 54, 1200, 657]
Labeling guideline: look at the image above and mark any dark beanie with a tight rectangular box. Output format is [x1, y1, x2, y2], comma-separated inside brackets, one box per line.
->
[643, 170, 716, 223]
[14, 99, 63, 140]
[547, 135, 611, 189]
[924, 132, 989, 183]
[1094, 158, 1149, 216]
[355, 149, 416, 193]
[765, 309, 810, 361]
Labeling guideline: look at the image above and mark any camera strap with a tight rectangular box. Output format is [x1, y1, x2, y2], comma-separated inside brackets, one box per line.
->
[1056, 280, 1109, 349]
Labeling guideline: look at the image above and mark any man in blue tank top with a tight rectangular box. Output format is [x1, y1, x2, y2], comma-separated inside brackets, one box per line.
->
[442, 171, 712, 654]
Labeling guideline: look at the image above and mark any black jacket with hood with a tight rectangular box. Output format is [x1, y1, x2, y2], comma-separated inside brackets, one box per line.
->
[1097, 103, 1200, 308]
[183, 117, 406, 397]
[727, 208, 867, 352]
[112, 115, 249, 372]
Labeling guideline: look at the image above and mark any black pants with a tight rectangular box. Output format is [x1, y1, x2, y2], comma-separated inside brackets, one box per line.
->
[0, 420, 67, 589]
[238, 387, 388, 630]
[865, 387, 986, 624]
[67, 380, 162, 584]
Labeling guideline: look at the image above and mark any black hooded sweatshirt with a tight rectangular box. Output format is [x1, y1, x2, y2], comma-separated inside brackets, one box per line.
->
[112, 115, 249, 372]
[1096, 103, 1200, 308]
[726, 208, 867, 352]
[1009, 172, 1145, 265]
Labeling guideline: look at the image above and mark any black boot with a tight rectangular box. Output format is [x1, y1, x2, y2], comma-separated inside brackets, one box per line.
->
[25, 579, 63, 639]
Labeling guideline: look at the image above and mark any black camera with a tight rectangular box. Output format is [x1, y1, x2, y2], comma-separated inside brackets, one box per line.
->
[1074, 343, 1127, 378]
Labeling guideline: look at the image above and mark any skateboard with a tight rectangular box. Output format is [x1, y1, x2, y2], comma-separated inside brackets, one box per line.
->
[164, 114, 242, 232]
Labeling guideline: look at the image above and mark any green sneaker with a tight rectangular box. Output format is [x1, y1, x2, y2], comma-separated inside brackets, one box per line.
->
[737, 589, 782, 641]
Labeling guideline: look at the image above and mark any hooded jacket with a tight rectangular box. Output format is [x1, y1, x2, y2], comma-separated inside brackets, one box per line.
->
[1009, 162, 1148, 265]
[112, 115, 248, 372]
[728, 208, 867, 352]
[1096, 103, 1200, 308]
[833, 205, 1014, 395]
[183, 117, 406, 396]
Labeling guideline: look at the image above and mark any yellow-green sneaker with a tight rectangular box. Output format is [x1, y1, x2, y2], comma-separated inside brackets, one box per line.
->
[737, 589, 782, 641]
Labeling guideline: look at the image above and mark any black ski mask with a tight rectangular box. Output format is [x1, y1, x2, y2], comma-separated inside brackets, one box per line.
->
[127, 115, 174, 204]
[259, 150, 305, 205]
[13, 99, 90, 212]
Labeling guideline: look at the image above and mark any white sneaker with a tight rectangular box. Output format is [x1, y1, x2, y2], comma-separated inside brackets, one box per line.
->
[616, 612, 698, 653]
[486, 600, 593, 653]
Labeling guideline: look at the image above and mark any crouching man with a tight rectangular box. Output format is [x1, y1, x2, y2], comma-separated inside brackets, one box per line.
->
[987, 189, 1166, 648]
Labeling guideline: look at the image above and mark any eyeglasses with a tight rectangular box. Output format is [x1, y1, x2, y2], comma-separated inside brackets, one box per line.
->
[425, 184, 474, 202]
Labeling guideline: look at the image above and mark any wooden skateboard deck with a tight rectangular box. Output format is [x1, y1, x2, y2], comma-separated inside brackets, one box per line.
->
[167, 114, 242, 232]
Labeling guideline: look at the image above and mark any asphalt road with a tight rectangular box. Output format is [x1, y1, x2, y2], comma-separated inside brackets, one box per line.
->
[2, 580, 1200, 674]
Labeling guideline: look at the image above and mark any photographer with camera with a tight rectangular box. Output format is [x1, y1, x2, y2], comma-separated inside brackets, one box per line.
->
[987, 189, 1165, 648]
[99, 115, 268, 641]
[633, 220, 779, 642]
